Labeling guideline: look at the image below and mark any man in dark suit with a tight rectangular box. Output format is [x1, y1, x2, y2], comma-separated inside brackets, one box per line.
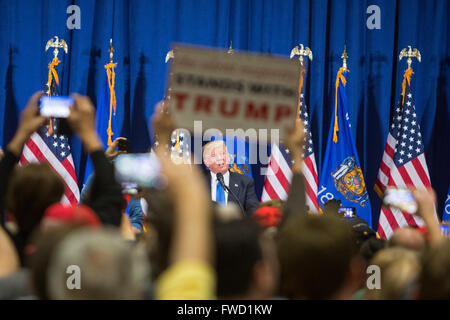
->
[203, 140, 259, 216]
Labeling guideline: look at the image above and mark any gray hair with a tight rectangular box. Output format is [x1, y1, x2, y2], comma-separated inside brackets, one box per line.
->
[47, 228, 150, 300]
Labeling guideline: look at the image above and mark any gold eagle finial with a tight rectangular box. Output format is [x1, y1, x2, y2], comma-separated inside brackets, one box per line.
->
[399, 46, 421, 70]
[290, 44, 313, 65]
[45, 36, 68, 59]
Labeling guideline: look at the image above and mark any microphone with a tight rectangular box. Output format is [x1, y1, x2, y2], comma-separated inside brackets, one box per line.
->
[216, 173, 245, 217]
[216, 172, 225, 187]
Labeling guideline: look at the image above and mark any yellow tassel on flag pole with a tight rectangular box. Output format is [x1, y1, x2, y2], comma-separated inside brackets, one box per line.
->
[105, 39, 117, 146]
[398, 46, 420, 105]
[401, 68, 414, 106]
[105, 62, 117, 146]
[46, 57, 61, 135]
[333, 46, 349, 143]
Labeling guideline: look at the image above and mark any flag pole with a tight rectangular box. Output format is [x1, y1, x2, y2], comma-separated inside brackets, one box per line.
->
[289, 44, 313, 127]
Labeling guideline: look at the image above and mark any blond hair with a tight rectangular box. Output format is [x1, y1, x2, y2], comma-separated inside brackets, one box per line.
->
[202, 140, 228, 160]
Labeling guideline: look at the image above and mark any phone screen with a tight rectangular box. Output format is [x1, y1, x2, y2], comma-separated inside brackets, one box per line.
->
[383, 188, 418, 214]
[114, 153, 162, 189]
[121, 182, 139, 195]
[118, 139, 130, 152]
[40, 96, 73, 118]
[339, 207, 355, 218]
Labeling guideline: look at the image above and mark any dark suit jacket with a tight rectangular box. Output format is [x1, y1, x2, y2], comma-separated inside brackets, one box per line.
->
[205, 170, 259, 217]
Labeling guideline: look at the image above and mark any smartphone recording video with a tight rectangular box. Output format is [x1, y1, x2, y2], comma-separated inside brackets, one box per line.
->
[40, 96, 73, 118]
[114, 153, 163, 191]
[118, 139, 130, 152]
[383, 188, 418, 214]
[339, 207, 356, 218]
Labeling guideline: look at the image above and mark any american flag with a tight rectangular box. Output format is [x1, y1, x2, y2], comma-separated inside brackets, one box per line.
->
[375, 71, 432, 239]
[20, 122, 80, 206]
[19, 74, 79, 206]
[261, 91, 319, 212]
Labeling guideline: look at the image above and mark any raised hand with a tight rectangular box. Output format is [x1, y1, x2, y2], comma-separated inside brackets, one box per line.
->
[8, 91, 48, 156]
[68, 93, 102, 153]
[105, 137, 128, 160]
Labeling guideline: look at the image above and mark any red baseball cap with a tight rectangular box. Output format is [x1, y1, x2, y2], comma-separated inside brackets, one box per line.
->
[42, 203, 101, 229]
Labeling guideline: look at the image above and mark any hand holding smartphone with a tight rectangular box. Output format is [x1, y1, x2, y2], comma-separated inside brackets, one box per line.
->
[114, 153, 164, 194]
[383, 188, 418, 214]
[39, 96, 73, 118]
[39, 96, 74, 136]
[118, 139, 130, 152]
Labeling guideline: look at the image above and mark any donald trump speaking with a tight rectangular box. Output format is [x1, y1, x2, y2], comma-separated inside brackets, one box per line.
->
[202, 140, 259, 216]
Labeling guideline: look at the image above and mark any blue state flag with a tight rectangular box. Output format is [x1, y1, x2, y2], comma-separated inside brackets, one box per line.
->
[82, 70, 118, 186]
[443, 185, 450, 222]
[319, 67, 372, 226]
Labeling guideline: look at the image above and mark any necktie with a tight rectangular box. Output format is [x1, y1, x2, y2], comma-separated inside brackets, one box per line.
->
[216, 179, 226, 206]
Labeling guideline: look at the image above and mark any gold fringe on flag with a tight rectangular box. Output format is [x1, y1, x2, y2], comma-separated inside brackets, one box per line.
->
[333, 66, 349, 143]
[401, 68, 414, 106]
[46, 57, 61, 135]
[105, 62, 117, 146]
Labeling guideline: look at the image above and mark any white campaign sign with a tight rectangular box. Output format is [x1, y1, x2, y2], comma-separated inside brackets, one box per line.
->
[167, 44, 299, 141]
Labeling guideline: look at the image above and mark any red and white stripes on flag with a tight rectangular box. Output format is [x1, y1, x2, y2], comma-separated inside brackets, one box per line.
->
[20, 129, 80, 206]
[261, 143, 293, 201]
[375, 69, 433, 239]
[261, 64, 319, 212]
[261, 143, 319, 212]
[302, 150, 320, 211]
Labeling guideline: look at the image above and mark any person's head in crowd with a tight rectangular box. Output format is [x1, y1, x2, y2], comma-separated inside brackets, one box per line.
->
[389, 227, 426, 252]
[364, 247, 421, 300]
[322, 199, 341, 216]
[278, 214, 361, 299]
[6, 163, 64, 241]
[40, 204, 101, 232]
[47, 228, 150, 299]
[345, 217, 377, 249]
[28, 225, 81, 299]
[0, 148, 4, 160]
[203, 140, 230, 175]
[214, 218, 278, 299]
[359, 237, 388, 263]
[419, 239, 450, 299]
[253, 200, 283, 229]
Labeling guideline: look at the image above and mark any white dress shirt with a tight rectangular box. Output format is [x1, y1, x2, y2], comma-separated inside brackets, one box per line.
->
[211, 171, 230, 204]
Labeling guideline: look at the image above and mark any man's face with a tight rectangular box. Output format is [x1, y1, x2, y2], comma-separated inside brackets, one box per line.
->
[205, 145, 230, 175]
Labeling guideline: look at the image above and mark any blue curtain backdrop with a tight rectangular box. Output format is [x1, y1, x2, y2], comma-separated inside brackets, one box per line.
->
[0, 0, 448, 228]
